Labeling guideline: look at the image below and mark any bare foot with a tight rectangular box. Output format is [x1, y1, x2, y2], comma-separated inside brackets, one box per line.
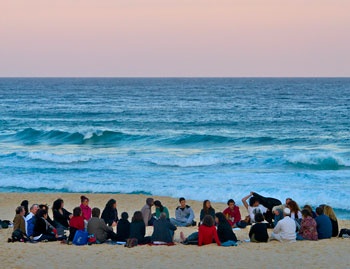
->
[180, 231, 185, 242]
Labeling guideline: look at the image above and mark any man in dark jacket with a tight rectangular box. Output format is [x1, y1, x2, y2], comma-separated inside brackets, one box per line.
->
[151, 213, 177, 243]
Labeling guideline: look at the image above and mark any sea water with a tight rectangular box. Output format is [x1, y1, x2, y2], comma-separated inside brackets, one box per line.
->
[0, 78, 349, 218]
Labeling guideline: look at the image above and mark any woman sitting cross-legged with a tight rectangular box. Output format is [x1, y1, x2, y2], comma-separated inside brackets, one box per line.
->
[33, 209, 58, 242]
[180, 215, 220, 246]
[296, 209, 318, 241]
[129, 211, 151, 244]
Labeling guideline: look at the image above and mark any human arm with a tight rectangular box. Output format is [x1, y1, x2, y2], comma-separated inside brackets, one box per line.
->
[213, 227, 221, 246]
[241, 193, 253, 210]
[186, 207, 195, 224]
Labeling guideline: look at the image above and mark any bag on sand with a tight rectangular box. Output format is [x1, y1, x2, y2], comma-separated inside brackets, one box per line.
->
[339, 229, 350, 238]
[72, 230, 88, 245]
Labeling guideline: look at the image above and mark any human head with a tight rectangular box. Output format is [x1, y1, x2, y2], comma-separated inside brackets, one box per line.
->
[105, 199, 117, 209]
[203, 200, 211, 210]
[81, 195, 89, 206]
[92, 207, 100, 218]
[301, 209, 311, 218]
[283, 208, 291, 216]
[73, 207, 82, 217]
[249, 196, 259, 207]
[52, 199, 64, 211]
[153, 200, 162, 208]
[272, 206, 281, 215]
[202, 215, 214, 227]
[132, 211, 143, 222]
[179, 197, 186, 207]
[20, 200, 29, 215]
[227, 199, 235, 209]
[37, 209, 48, 218]
[287, 200, 300, 213]
[159, 212, 167, 220]
[285, 198, 292, 205]
[254, 212, 264, 223]
[323, 205, 337, 221]
[121, 212, 129, 220]
[316, 207, 324, 216]
[146, 198, 154, 207]
[303, 205, 313, 215]
[30, 204, 39, 214]
[39, 204, 49, 211]
[215, 212, 227, 224]
[15, 206, 24, 215]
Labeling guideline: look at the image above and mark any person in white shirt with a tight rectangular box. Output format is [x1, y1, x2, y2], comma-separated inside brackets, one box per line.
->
[242, 192, 267, 224]
[270, 208, 296, 242]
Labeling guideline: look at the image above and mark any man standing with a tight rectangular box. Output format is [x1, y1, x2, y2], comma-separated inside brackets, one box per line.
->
[170, 197, 195, 227]
[141, 198, 154, 226]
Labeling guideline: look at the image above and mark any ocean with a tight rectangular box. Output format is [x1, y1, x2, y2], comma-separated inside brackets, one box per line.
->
[0, 78, 349, 218]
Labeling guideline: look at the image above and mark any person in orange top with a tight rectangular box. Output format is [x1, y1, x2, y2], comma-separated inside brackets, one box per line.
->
[180, 215, 220, 246]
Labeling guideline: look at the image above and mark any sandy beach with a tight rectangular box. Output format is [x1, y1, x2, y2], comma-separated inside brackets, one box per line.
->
[0, 192, 349, 269]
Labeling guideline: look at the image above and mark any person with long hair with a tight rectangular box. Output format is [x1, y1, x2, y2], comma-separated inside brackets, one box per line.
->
[215, 212, 237, 246]
[129, 211, 151, 244]
[33, 209, 58, 242]
[154, 200, 169, 219]
[180, 215, 220, 246]
[297, 209, 318, 240]
[80, 195, 92, 221]
[101, 199, 118, 227]
[323, 205, 339, 237]
[200, 200, 215, 223]
[52, 198, 72, 235]
[20, 200, 29, 217]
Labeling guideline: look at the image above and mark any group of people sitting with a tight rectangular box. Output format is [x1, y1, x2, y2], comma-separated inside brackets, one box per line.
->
[8, 192, 341, 246]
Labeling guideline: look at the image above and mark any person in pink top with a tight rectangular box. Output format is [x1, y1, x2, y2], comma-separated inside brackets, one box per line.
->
[80, 195, 92, 221]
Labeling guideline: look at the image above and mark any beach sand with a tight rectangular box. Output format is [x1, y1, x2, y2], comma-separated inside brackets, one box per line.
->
[0, 193, 349, 269]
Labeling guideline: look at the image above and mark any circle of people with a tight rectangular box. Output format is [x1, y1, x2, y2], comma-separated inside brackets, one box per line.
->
[9, 191, 339, 246]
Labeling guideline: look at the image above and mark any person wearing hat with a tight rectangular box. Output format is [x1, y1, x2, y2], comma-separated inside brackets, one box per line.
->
[270, 208, 296, 242]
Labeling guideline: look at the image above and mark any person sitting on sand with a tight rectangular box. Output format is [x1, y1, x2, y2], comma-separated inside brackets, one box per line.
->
[68, 207, 85, 242]
[223, 199, 243, 227]
[242, 192, 267, 224]
[270, 208, 296, 242]
[315, 207, 332, 239]
[323, 205, 339, 237]
[297, 209, 318, 241]
[87, 207, 118, 243]
[25, 204, 39, 237]
[200, 200, 215, 224]
[20, 200, 29, 217]
[272, 205, 284, 227]
[80, 195, 92, 222]
[13, 206, 26, 235]
[151, 212, 177, 244]
[116, 212, 130, 242]
[215, 212, 238, 246]
[129, 211, 151, 244]
[251, 192, 282, 226]
[154, 200, 170, 219]
[170, 197, 196, 227]
[180, 215, 220, 246]
[39, 204, 55, 226]
[141, 197, 154, 226]
[52, 198, 72, 234]
[33, 209, 58, 242]
[287, 200, 302, 230]
[101, 199, 119, 227]
[249, 213, 269, 243]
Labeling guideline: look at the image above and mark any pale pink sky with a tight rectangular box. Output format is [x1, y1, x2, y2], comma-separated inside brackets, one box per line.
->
[1, 0, 349, 77]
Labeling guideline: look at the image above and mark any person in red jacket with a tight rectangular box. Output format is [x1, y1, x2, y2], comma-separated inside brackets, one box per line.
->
[68, 207, 85, 242]
[180, 215, 220, 246]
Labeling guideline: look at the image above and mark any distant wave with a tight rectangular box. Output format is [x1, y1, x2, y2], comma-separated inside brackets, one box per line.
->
[286, 153, 349, 170]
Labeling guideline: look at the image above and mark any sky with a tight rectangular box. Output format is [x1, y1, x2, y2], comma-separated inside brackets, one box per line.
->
[0, 0, 349, 77]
